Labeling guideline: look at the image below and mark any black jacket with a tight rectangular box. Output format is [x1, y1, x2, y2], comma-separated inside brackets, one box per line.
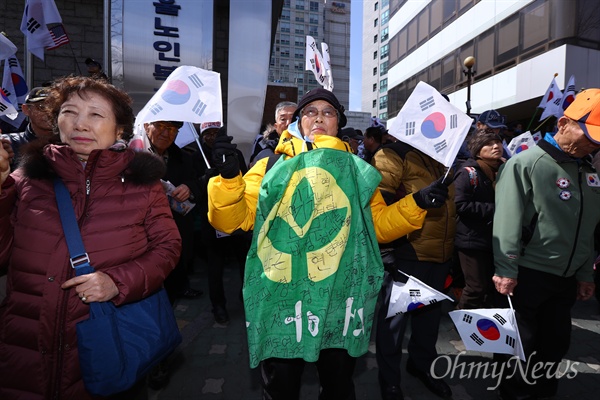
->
[453, 158, 496, 251]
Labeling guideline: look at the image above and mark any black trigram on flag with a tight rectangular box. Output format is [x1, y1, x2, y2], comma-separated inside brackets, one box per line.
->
[419, 96, 435, 111]
[149, 103, 163, 115]
[192, 99, 207, 116]
[462, 314, 473, 324]
[26, 17, 41, 33]
[551, 97, 561, 106]
[428, 299, 438, 305]
[493, 313, 507, 325]
[406, 121, 415, 136]
[0, 103, 7, 113]
[470, 333, 484, 346]
[450, 114, 457, 129]
[505, 335, 516, 348]
[8, 58, 18, 68]
[434, 140, 447, 153]
[409, 289, 421, 297]
[566, 84, 575, 92]
[188, 74, 204, 88]
[1, 87, 12, 98]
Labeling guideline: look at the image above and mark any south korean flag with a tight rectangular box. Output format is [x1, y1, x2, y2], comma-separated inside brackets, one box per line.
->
[388, 81, 472, 168]
[449, 306, 526, 361]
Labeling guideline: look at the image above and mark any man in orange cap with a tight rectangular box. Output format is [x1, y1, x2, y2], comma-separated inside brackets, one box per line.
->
[493, 89, 600, 399]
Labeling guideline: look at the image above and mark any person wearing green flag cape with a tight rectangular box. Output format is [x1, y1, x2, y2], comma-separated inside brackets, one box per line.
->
[207, 88, 450, 400]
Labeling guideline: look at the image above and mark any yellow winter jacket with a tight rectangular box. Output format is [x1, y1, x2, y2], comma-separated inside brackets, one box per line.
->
[207, 130, 427, 243]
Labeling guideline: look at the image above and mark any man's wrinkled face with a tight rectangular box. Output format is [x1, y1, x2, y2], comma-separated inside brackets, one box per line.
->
[274, 106, 296, 135]
[555, 117, 600, 158]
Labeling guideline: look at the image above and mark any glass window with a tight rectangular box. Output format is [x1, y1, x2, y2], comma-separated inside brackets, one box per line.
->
[459, 0, 472, 13]
[381, 44, 389, 59]
[441, 54, 455, 90]
[398, 29, 407, 59]
[380, 78, 388, 92]
[373, 67, 378, 75]
[381, 27, 389, 42]
[417, 8, 429, 45]
[280, 34, 290, 45]
[389, 34, 399, 65]
[295, 27, 304, 34]
[373, 83, 377, 92]
[382, 0, 389, 7]
[294, 50, 303, 59]
[295, 15, 304, 23]
[379, 95, 388, 109]
[280, 22, 290, 33]
[374, 34, 378, 43]
[407, 19, 417, 51]
[373, 50, 378, 59]
[374, 2, 379, 11]
[382, 10, 390, 25]
[374, 18, 379, 27]
[309, 1, 319, 12]
[476, 29, 494, 75]
[443, 0, 457, 23]
[281, 10, 290, 20]
[429, 61, 441, 89]
[380, 60, 388, 75]
[379, 112, 388, 120]
[497, 15, 519, 64]
[296, 0, 305, 10]
[373, 99, 377, 108]
[430, 0, 443, 34]
[309, 13, 319, 24]
[295, 36, 304, 46]
[309, 27, 318, 36]
[521, 1, 549, 52]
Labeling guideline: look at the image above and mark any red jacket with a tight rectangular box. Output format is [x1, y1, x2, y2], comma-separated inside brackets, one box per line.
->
[0, 143, 181, 399]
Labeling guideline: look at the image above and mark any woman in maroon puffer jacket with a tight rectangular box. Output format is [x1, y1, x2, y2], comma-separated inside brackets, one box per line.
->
[0, 76, 181, 399]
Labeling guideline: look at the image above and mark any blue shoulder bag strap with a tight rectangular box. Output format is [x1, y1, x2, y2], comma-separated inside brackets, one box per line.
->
[53, 177, 95, 277]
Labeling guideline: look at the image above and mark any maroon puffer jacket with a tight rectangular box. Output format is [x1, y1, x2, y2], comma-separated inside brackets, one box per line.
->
[0, 143, 182, 399]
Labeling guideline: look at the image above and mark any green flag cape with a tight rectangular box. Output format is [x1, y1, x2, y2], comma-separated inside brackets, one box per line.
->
[243, 149, 384, 368]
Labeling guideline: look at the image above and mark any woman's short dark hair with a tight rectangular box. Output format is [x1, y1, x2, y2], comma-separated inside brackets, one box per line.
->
[44, 75, 135, 142]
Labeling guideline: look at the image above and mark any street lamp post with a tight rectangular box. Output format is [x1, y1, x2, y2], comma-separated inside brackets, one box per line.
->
[463, 56, 476, 116]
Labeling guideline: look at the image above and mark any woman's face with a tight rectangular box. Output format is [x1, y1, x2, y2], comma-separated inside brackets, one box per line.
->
[58, 91, 121, 161]
[478, 140, 503, 161]
[299, 100, 339, 141]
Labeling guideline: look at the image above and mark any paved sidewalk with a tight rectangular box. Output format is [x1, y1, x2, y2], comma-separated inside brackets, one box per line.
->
[152, 259, 600, 400]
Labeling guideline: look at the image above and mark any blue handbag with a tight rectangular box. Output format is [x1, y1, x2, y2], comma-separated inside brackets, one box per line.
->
[54, 178, 182, 396]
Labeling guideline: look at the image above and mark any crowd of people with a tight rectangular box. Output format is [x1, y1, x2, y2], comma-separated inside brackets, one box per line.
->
[0, 71, 599, 400]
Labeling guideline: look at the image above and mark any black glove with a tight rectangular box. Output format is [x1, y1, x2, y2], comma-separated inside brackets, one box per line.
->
[212, 135, 240, 179]
[413, 178, 449, 209]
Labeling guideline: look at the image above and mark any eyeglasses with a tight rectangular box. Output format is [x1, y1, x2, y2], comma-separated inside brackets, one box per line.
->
[301, 106, 338, 119]
[152, 122, 179, 134]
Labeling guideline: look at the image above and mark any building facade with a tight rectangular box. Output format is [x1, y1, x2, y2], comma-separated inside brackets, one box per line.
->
[0, 0, 284, 157]
[361, 0, 391, 121]
[364, 0, 600, 128]
[268, 0, 351, 108]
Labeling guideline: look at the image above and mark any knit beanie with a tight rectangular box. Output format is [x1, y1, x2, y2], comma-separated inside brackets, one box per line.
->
[292, 88, 347, 128]
[468, 131, 502, 157]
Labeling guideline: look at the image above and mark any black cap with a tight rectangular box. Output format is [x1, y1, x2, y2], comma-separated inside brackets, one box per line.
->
[478, 110, 507, 129]
[338, 127, 363, 141]
[85, 58, 102, 68]
[25, 87, 49, 103]
[292, 88, 347, 128]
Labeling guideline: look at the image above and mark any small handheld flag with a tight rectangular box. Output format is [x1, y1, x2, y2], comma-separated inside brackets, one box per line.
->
[388, 81, 472, 168]
[449, 296, 525, 361]
[387, 273, 453, 318]
[135, 65, 222, 127]
[557, 75, 576, 118]
[507, 131, 536, 156]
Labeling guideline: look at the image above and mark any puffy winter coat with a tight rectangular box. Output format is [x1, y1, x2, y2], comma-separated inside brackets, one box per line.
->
[454, 158, 496, 251]
[371, 141, 456, 263]
[0, 142, 181, 400]
[207, 130, 427, 244]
